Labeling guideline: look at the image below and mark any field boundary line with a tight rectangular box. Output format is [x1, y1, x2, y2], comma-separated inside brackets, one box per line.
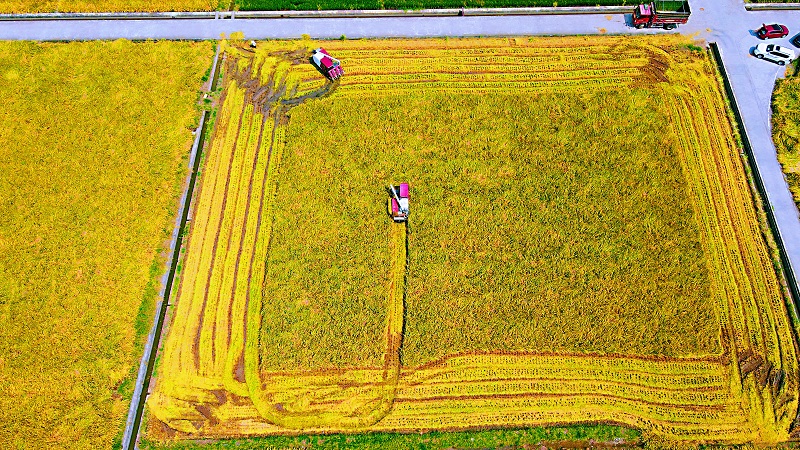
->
[745, 3, 800, 11]
[0, 6, 630, 21]
[121, 44, 222, 450]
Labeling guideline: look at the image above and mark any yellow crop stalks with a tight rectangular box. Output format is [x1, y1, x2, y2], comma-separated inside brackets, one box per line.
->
[147, 37, 799, 446]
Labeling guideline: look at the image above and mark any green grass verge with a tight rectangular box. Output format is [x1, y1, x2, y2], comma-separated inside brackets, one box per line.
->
[142, 424, 639, 449]
[235, 0, 633, 12]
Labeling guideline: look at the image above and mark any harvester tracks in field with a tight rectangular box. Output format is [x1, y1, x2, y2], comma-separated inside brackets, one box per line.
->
[146, 37, 799, 445]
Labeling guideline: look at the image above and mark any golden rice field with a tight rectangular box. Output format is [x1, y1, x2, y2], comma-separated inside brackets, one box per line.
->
[0, 0, 214, 13]
[0, 41, 211, 450]
[773, 74, 800, 208]
[147, 36, 800, 446]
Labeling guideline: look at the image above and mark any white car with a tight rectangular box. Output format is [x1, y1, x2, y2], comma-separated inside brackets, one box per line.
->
[753, 43, 796, 65]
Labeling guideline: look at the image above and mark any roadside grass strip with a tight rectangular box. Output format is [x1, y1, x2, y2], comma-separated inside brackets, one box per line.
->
[146, 36, 799, 446]
[233, 0, 629, 13]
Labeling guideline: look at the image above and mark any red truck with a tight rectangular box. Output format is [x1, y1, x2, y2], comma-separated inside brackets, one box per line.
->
[632, 1, 690, 30]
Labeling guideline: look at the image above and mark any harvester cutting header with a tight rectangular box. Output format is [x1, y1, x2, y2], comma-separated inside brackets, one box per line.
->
[388, 183, 409, 223]
[311, 48, 344, 80]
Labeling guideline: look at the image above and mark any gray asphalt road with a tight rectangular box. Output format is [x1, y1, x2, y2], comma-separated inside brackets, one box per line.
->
[0, 13, 646, 41]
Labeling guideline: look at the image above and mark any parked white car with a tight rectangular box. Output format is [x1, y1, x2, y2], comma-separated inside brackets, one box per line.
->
[753, 43, 796, 65]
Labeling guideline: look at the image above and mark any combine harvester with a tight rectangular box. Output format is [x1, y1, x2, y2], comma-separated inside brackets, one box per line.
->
[311, 48, 344, 80]
[388, 183, 409, 223]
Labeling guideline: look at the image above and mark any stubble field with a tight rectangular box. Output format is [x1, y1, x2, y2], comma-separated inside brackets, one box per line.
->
[147, 36, 799, 446]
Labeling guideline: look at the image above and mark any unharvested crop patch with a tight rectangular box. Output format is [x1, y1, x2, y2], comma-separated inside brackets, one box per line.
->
[772, 74, 800, 208]
[0, 40, 212, 450]
[0, 0, 214, 13]
[147, 36, 799, 445]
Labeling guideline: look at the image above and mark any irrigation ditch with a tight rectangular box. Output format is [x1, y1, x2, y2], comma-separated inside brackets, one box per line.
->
[121, 45, 222, 450]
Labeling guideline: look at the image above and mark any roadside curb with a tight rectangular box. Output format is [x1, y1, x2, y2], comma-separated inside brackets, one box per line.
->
[0, 5, 630, 21]
[745, 3, 800, 11]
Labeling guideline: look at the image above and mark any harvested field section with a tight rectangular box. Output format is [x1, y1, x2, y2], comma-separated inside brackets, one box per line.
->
[0, 40, 212, 450]
[147, 37, 799, 446]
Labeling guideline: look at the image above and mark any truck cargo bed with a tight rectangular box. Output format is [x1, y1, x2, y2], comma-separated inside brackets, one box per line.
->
[654, 0, 690, 14]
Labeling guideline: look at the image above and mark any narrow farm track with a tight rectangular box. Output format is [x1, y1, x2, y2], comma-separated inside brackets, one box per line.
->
[383, 221, 407, 378]
[146, 36, 800, 445]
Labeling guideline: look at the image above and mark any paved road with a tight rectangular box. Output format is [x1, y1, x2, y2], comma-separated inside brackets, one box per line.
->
[0, 13, 650, 41]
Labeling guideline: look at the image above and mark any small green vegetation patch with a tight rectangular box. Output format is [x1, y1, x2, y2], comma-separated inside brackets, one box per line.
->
[236, 0, 632, 12]
[142, 423, 639, 449]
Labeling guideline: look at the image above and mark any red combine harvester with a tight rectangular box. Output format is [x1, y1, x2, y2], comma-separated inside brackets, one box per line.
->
[311, 48, 344, 80]
[388, 183, 409, 223]
[632, 1, 690, 30]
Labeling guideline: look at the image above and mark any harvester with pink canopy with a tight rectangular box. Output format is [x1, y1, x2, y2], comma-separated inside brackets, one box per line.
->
[388, 183, 409, 223]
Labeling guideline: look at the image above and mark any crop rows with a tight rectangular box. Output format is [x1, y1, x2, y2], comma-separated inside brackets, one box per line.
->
[662, 58, 798, 439]
[772, 77, 800, 207]
[146, 37, 798, 446]
[332, 41, 656, 97]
